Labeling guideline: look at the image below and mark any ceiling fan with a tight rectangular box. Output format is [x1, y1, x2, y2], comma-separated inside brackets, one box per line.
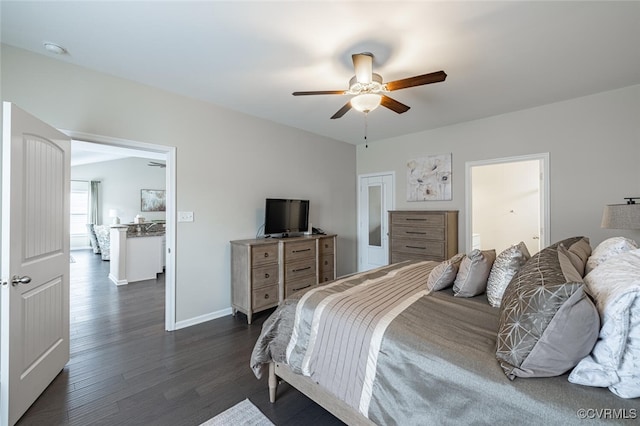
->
[148, 161, 166, 168]
[292, 52, 446, 119]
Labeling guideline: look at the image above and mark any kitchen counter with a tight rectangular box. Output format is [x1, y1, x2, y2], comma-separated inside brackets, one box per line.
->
[109, 225, 166, 286]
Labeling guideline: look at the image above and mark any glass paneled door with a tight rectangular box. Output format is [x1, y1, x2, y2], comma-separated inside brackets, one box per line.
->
[358, 173, 394, 271]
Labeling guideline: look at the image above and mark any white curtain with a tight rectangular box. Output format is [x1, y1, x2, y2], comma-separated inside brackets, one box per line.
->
[89, 180, 101, 224]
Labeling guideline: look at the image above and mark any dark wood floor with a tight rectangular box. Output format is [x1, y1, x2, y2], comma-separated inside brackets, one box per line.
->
[17, 249, 343, 426]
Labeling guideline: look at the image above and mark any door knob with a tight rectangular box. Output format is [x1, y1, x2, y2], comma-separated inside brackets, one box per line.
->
[12, 275, 31, 286]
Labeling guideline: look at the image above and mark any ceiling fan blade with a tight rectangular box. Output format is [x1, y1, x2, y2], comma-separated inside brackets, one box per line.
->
[352, 52, 373, 84]
[292, 90, 346, 96]
[380, 95, 410, 114]
[330, 102, 352, 119]
[385, 70, 447, 91]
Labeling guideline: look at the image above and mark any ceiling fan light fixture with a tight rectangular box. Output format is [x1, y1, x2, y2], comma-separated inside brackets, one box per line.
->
[351, 93, 382, 113]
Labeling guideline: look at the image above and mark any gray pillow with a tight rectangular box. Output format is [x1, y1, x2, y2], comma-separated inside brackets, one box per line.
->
[486, 242, 531, 307]
[426, 253, 465, 292]
[453, 249, 496, 297]
[496, 242, 599, 380]
[558, 237, 591, 277]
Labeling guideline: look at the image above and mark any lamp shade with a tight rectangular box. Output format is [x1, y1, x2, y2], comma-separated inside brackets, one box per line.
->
[108, 209, 120, 224]
[350, 94, 381, 113]
[601, 204, 640, 229]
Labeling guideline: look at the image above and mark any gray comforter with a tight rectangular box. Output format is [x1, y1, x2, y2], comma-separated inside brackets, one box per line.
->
[251, 261, 638, 425]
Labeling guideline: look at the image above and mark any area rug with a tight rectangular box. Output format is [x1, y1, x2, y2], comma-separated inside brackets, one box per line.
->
[200, 399, 274, 426]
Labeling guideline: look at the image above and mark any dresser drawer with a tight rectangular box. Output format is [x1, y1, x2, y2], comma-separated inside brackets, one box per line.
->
[251, 264, 279, 289]
[391, 238, 445, 258]
[319, 269, 334, 284]
[251, 244, 279, 266]
[392, 225, 445, 241]
[318, 238, 334, 256]
[319, 254, 334, 275]
[285, 276, 317, 298]
[284, 258, 316, 281]
[282, 240, 316, 262]
[252, 285, 279, 310]
[391, 252, 443, 264]
[391, 212, 445, 228]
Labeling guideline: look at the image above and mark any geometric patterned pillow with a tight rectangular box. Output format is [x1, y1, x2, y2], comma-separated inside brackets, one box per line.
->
[496, 240, 600, 379]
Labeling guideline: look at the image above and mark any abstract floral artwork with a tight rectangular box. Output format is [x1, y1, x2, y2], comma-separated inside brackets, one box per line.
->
[407, 154, 452, 201]
[141, 189, 166, 212]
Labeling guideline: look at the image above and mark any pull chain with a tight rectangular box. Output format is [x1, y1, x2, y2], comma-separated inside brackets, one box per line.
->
[364, 112, 369, 148]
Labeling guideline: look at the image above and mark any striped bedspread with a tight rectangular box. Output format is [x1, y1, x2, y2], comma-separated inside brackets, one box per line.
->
[285, 260, 436, 416]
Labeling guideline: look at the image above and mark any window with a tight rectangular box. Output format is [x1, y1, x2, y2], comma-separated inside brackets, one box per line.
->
[70, 180, 89, 236]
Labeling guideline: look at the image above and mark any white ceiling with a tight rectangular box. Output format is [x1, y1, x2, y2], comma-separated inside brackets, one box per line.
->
[2, 1, 640, 145]
[71, 140, 165, 167]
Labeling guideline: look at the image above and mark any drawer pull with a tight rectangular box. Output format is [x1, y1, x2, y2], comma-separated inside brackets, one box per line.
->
[292, 248, 311, 253]
[264, 273, 270, 279]
[293, 284, 311, 292]
[264, 253, 269, 258]
[406, 245, 426, 250]
[405, 218, 427, 221]
[406, 231, 427, 235]
[324, 260, 328, 265]
[264, 294, 270, 299]
[292, 266, 311, 272]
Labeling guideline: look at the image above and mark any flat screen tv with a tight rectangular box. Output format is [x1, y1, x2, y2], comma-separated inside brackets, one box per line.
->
[264, 198, 309, 236]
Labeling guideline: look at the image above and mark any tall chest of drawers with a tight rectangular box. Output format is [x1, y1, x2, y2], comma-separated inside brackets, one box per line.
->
[231, 234, 337, 323]
[388, 210, 458, 264]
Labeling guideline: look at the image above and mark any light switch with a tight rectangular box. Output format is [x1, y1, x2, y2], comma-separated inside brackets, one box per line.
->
[178, 211, 194, 222]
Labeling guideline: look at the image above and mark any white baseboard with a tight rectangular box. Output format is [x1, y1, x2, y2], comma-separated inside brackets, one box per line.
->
[108, 274, 128, 286]
[173, 307, 234, 330]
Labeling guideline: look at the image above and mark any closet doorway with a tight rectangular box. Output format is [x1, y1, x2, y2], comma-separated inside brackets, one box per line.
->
[68, 131, 177, 331]
[465, 153, 549, 255]
[357, 172, 395, 271]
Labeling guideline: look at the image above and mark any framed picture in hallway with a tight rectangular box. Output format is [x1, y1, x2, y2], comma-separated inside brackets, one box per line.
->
[141, 189, 166, 212]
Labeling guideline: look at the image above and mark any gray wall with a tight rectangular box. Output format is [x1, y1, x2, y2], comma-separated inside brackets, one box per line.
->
[72, 157, 167, 225]
[2, 45, 357, 326]
[357, 84, 640, 250]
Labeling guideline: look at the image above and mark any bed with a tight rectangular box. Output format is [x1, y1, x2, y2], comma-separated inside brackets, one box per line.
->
[250, 237, 639, 425]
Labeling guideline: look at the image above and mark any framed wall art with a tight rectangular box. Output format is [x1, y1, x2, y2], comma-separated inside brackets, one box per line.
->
[407, 153, 452, 201]
[141, 189, 166, 212]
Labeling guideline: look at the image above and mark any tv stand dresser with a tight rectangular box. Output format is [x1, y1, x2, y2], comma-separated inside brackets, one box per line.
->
[230, 234, 336, 324]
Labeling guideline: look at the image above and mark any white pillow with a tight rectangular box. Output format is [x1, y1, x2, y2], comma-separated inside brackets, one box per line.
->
[569, 249, 640, 398]
[585, 237, 638, 274]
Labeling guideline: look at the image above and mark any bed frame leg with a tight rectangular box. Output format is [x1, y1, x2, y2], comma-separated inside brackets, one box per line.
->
[268, 362, 277, 403]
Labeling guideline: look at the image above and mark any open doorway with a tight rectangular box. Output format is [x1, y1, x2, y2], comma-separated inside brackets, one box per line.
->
[465, 153, 549, 255]
[67, 131, 177, 331]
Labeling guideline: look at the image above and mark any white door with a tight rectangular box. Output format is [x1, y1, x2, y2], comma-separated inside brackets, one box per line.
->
[1, 102, 71, 426]
[358, 173, 394, 271]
